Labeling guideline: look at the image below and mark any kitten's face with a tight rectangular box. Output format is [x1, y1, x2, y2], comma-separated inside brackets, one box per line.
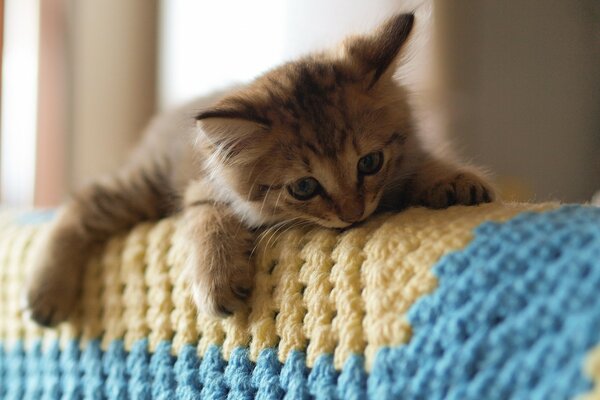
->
[196, 14, 416, 228]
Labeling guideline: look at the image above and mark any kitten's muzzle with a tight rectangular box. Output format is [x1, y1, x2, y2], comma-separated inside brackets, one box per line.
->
[338, 200, 365, 224]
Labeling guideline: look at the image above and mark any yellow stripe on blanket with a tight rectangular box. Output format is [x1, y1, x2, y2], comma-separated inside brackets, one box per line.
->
[0, 202, 556, 370]
[579, 346, 600, 400]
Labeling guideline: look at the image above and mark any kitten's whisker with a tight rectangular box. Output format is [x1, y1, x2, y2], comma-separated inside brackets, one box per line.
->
[250, 217, 303, 260]
[252, 220, 288, 255]
[234, 166, 261, 233]
[245, 164, 260, 203]
[271, 220, 309, 245]
[271, 190, 284, 219]
[263, 217, 307, 251]
[262, 222, 290, 251]
[218, 148, 235, 166]
[258, 219, 290, 246]
[258, 184, 274, 216]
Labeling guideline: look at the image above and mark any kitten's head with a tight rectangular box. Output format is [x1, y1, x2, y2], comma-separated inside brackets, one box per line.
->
[196, 13, 417, 228]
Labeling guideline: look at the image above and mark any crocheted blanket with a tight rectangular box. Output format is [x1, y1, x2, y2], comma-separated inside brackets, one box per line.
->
[1, 203, 600, 399]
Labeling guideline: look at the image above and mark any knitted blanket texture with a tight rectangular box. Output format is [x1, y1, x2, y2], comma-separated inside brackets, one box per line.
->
[1, 202, 600, 399]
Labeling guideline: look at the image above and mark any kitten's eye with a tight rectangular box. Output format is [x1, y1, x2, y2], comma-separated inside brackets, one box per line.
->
[288, 177, 320, 200]
[357, 151, 384, 175]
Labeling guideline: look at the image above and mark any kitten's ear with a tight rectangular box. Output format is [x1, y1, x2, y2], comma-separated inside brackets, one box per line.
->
[344, 13, 414, 89]
[195, 103, 270, 161]
[195, 108, 270, 128]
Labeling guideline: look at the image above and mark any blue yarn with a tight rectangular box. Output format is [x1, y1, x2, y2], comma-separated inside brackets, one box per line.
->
[150, 341, 176, 399]
[224, 347, 256, 399]
[60, 340, 82, 400]
[103, 340, 128, 400]
[23, 340, 43, 400]
[199, 345, 228, 399]
[41, 340, 61, 400]
[15, 209, 56, 225]
[80, 340, 104, 400]
[252, 348, 283, 400]
[2, 206, 600, 399]
[307, 354, 338, 399]
[0, 344, 5, 399]
[127, 339, 152, 400]
[280, 351, 309, 400]
[5, 341, 25, 400]
[337, 355, 367, 400]
[174, 344, 202, 399]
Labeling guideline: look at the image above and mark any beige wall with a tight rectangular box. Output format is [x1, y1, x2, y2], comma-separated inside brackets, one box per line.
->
[68, 0, 158, 190]
[435, 0, 600, 202]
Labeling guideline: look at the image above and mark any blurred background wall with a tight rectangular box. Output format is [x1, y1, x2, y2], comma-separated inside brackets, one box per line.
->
[1, 0, 157, 206]
[69, 0, 158, 195]
[0, 0, 598, 206]
[435, 0, 600, 202]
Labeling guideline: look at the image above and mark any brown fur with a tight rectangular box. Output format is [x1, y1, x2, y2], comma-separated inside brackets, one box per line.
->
[25, 13, 494, 325]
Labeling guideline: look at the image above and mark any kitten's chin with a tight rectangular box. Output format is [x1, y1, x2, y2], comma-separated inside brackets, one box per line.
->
[316, 201, 380, 229]
[304, 217, 359, 229]
[317, 220, 353, 229]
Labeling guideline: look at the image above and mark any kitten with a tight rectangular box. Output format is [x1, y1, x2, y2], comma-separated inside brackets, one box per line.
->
[24, 13, 494, 326]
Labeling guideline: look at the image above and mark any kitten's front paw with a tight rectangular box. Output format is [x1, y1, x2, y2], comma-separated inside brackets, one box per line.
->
[419, 172, 495, 209]
[24, 266, 80, 327]
[190, 256, 254, 317]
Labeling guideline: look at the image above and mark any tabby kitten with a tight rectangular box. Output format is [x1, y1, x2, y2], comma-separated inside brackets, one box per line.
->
[25, 13, 494, 325]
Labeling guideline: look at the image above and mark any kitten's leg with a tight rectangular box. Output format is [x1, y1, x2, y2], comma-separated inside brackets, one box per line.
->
[408, 157, 496, 209]
[25, 164, 172, 326]
[179, 201, 254, 317]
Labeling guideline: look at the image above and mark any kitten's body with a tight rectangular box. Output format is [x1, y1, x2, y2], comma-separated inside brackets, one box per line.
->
[25, 14, 494, 325]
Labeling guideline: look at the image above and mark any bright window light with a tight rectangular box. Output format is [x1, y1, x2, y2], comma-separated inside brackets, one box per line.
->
[159, 0, 286, 109]
[1, 0, 40, 206]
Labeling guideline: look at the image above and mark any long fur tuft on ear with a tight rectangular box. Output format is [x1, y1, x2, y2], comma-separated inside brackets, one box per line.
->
[195, 108, 271, 128]
[194, 97, 271, 164]
[344, 13, 415, 89]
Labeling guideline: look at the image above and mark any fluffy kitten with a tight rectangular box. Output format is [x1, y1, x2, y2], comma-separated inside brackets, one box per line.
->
[25, 13, 494, 326]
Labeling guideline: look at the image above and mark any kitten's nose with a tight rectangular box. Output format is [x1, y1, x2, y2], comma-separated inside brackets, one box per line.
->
[339, 200, 365, 224]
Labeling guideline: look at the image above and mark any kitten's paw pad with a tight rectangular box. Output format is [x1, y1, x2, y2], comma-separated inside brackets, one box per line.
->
[192, 282, 253, 317]
[421, 173, 495, 209]
[24, 281, 78, 327]
[192, 264, 254, 318]
[231, 285, 252, 300]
